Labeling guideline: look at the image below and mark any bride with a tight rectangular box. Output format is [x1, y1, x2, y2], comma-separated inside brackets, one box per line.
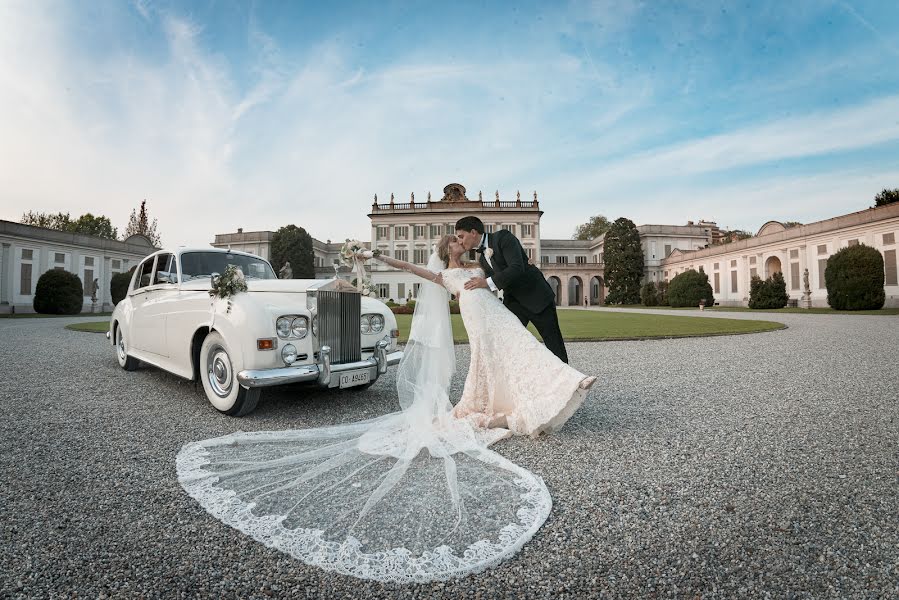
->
[176, 243, 595, 583]
[369, 234, 596, 438]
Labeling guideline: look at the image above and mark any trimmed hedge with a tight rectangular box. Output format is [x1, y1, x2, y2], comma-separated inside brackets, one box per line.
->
[748, 272, 789, 309]
[33, 269, 84, 314]
[640, 281, 669, 306]
[110, 266, 136, 306]
[389, 300, 459, 315]
[667, 269, 714, 308]
[825, 244, 885, 310]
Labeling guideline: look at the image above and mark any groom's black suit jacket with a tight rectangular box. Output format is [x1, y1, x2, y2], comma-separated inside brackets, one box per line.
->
[479, 229, 555, 314]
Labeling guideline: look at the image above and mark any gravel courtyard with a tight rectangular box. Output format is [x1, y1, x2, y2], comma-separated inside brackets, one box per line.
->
[1, 310, 897, 599]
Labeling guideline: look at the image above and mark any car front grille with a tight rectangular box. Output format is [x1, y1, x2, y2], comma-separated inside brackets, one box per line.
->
[317, 290, 361, 364]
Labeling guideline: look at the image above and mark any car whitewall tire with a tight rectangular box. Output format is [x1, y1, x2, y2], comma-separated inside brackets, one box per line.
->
[115, 324, 140, 371]
[200, 331, 260, 416]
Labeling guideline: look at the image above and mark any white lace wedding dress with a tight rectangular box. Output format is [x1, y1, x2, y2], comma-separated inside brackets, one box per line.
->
[175, 255, 554, 583]
[443, 267, 591, 438]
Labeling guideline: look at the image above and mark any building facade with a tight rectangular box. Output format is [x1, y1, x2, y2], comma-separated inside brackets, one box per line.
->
[0, 220, 158, 314]
[661, 203, 899, 307]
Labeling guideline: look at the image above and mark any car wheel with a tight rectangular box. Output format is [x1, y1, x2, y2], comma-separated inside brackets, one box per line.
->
[200, 331, 260, 416]
[115, 324, 140, 371]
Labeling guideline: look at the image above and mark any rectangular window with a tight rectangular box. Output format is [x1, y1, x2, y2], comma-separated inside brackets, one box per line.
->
[84, 256, 94, 267]
[397, 283, 406, 299]
[791, 263, 800, 290]
[575, 256, 587, 264]
[485, 224, 495, 234]
[730, 259, 737, 268]
[83, 268, 94, 296]
[651, 241, 657, 259]
[55, 252, 65, 264]
[541, 256, 549, 264]
[376, 226, 390, 240]
[556, 256, 568, 264]
[414, 225, 426, 239]
[430, 225, 441, 237]
[522, 224, 533, 237]
[817, 244, 827, 254]
[445, 224, 454, 235]
[413, 283, 421, 297]
[395, 249, 409, 262]
[600, 253, 605, 263]
[885, 249, 898, 286]
[731, 271, 738, 293]
[664, 244, 671, 257]
[526, 248, 535, 261]
[848, 239, 859, 247]
[714, 272, 720, 293]
[818, 258, 828, 289]
[20, 263, 33, 296]
[790, 249, 799, 259]
[22, 249, 33, 261]
[750, 267, 757, 279]
[749, 256, 756, 265]
[884, 232, 896, 245]
[395, 226, 408, 240]
[376, 283, 389, 298]
[414, 249, 428, 264]
[713, 262, 719, 270]
[112, 259, 121, 270]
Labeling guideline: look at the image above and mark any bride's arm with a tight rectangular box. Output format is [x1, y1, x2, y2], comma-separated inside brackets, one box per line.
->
[371, 254, 442, 283]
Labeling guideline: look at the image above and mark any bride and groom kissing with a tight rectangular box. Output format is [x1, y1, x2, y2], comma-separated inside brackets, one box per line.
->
[176, 215, 598, 583]
[367, 215, 596, 437]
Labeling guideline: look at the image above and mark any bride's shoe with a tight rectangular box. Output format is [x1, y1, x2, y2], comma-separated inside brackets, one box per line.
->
[579, 376, 597, 390]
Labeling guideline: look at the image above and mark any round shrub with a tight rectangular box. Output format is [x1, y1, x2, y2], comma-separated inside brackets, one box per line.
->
[640, 282, 658, 306]
[748, 271, 789, 309]
[667, 269, 714, 308]
[33, 269, 84, 314]
[656, 280, 669, 306]
[825, 244, 885, 310]
[110, 266, 136, 306]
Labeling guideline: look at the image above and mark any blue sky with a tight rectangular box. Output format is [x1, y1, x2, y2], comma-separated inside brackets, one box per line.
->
[1, 0, 898, 247]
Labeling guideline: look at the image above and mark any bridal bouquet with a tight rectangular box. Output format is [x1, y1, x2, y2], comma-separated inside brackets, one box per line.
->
[340, 239, 381, 296]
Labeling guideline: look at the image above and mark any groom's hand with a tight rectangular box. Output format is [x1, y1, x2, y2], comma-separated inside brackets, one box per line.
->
[464, 276, 489, 290]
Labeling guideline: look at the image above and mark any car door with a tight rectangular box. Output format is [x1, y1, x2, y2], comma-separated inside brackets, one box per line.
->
[138, 253, 177, 357]
[129, 255, 159, 354]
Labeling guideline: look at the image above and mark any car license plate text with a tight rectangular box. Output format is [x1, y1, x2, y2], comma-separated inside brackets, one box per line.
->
[339, 370, 370, 389]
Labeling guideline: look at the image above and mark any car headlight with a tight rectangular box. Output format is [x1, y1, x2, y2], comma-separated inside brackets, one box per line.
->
[276, 316, 293, 338]
[291, 316, 308, 339]
[311, 315, 318, 336]
[281, 343, 297, 364]
[369, 314, 384, 333]
[360, 315, 372, 334]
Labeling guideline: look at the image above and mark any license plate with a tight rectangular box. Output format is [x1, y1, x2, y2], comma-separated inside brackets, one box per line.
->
[338, 369, 370, 389]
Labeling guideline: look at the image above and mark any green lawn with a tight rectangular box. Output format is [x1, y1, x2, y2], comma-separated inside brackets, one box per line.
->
[65, 322, 110, 333]
[65, 311, 783, 342]
[614, 305, 899, 316]
[393, 309, 784, 343]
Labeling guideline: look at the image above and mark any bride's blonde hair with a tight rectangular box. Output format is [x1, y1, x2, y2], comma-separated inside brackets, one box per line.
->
[437, 234, 478, 268]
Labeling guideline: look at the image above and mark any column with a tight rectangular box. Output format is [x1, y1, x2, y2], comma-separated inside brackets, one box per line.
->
[560, 274, 570, 306]
[0, 243, 9, 305]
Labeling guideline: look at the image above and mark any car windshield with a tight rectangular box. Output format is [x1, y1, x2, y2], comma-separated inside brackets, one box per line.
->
[180, 252, 277, 281]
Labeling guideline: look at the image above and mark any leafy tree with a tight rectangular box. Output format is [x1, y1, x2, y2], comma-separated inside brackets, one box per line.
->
[110, 266, 137, 306]
[722, 229, 753, 243]
[667, 268, 714, 307]
[640, 282, 658, 306]
[748, 272, 789, 309]
[873, 188, 899, 207]
[124, 200, 162, 246]
[271, 225, 314, 279]
[21, 211, 74, 230]
[573, 215, 611, 240]
[33, 269, 83, 314]
[783, 221, 802, 228]
[603, 217, 643, 304]
[656, 280, 669, 306]
[825, 244, 885, 310]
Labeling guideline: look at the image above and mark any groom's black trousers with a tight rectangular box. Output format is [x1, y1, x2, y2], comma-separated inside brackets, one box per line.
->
[503, 298, 569, 364]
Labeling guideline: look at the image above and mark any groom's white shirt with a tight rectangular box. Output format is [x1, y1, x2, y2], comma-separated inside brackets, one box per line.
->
[479, 233, 499, 292]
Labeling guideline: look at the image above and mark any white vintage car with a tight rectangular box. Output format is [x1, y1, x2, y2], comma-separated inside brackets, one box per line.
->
[107, 248, 403, 416]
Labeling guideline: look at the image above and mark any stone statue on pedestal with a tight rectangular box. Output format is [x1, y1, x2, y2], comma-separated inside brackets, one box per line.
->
[91, 278, 99, 312]
[802, 268, 812, 309]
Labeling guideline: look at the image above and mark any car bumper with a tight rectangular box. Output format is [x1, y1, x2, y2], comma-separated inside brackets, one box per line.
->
[236, 339, 403, 389]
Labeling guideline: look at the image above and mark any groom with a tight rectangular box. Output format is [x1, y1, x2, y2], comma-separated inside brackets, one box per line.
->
[455, 216, 568, 363]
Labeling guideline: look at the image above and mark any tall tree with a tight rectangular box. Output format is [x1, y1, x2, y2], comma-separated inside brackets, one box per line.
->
[603, 217, 644, 304]
[124, 200, 162, 246]
[783, 221, 802, 228]
[573, 214, 611, 240]
[70, 213, 118, 239]
[21, 211, 118, 239]
[873, 188, 899, 207]
[21, 211, 73, 230]
[270, 225, 315, 279]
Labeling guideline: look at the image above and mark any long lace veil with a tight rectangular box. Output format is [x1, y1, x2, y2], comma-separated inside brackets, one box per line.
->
[176, 252, 551, 582]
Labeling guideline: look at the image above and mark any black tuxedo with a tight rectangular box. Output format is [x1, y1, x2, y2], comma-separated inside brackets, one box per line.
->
[478, 229, 568, 363]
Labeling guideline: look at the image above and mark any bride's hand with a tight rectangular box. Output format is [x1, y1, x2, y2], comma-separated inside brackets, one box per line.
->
[355, 250, 374, 261]
[432, 272, 444, 286]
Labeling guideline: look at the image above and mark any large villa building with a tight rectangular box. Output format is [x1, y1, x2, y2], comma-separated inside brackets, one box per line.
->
[3, 185, 897, 313]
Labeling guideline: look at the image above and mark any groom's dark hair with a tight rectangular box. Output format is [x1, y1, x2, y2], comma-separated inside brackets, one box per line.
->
[455, 216, 484, 234]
